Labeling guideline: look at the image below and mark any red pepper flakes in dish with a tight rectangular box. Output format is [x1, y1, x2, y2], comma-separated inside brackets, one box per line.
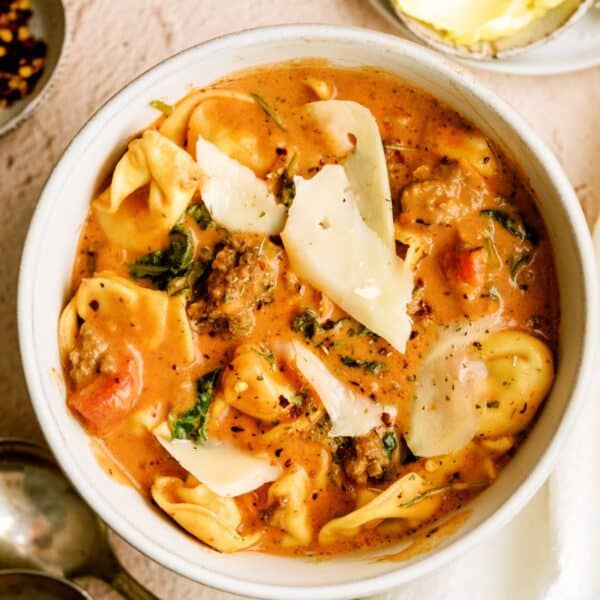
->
[0, 0, 47, 108]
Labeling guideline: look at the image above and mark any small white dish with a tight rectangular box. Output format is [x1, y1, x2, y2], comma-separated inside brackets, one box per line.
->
[18, 25, 599, 600]
[369, 0, 600, 75]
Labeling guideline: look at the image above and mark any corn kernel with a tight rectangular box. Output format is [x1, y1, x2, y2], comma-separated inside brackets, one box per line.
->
[0, 29, 14, 43]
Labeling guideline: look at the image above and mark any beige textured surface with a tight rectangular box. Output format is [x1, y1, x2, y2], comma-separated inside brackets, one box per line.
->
[0, 1, 598, 598]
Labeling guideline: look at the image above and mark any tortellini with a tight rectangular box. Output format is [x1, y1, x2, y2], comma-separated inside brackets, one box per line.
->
[221, 343, 296, 422]
[151, 476, 260, 552]
[189, 98, 279, 175]
[93, 130, 200, 251]
[267, 468, 313, 547]
[425, 121, 499, 178]
[158, 88, 255, 148]
[407, 319, 554, 457]
[318, 473, 440, 545]
[58, 273, 195, 365]
[476, 330, 554, 437]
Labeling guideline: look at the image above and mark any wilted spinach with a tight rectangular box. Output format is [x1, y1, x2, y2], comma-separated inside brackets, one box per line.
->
[480, 209, 539, 245]
[339, 355, 384, 375]
[129, 224, 207, 297]
[168, 369, 221, 443]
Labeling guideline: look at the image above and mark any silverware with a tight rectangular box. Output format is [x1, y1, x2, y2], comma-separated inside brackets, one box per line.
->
[0, 569, 91, 599]
[0, 439, 159, 600]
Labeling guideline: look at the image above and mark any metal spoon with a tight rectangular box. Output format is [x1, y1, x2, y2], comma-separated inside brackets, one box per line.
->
[0, 569, 91, 600]
[0, 439, 159, 600]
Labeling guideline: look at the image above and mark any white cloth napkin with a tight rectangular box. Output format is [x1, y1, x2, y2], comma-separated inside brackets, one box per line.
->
[374, 221, 600, 600]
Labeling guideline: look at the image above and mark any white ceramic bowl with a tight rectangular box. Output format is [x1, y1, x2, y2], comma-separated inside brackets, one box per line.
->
[18, 25, 599, 600]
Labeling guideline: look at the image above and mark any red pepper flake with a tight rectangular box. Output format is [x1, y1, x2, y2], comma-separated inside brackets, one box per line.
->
[0, 0, 47, 108]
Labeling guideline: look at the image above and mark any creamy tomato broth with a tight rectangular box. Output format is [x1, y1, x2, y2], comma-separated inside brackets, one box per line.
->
[58, 64, 559, 556]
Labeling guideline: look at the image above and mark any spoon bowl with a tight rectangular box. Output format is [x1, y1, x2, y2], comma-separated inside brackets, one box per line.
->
[0, 440, 157, 600]
[0, 569, 91, 600]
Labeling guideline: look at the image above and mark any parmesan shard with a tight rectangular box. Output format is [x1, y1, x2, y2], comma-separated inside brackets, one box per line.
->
[406, 315, 499, 457]
[154, 423, 281, 497]
[282, 340, 396, 438]
[306, 100, 394, 249]
[195, 136, 287, 234]
[281, 164, 413, 353]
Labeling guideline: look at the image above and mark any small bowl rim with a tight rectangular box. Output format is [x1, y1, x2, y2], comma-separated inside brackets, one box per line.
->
[17, 24, 599, 600]
[374, 0, 593, 61]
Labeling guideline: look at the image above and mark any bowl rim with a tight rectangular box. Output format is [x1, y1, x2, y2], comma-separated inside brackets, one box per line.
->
[17, 24, 599, 600]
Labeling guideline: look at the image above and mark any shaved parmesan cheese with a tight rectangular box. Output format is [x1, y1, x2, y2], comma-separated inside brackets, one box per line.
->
[406, 315, 499, 457]
[306, 101, 394, 249]
[154, 423, 281, 497]
[281, 164, 413, 353]
[282, 340, 395, 437]
[195, 136, 287, 234]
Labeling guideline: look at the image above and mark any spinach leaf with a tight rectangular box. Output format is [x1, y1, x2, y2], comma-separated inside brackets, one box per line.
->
[509, 251, 532, 282]
[129, 225, 206, 297]
[291, 309, 319, 340]
[251, 92, 286, 131]
[339, 355, 384, 375]
[251, 344, 276, 370]
[348, 323, 379, 339]
[168, 369, 221, 443]
[278, 152, 297, 207]
[480, 209, 539, 245]
[186, 201, 214, 230]
[382, 431, 397, 457]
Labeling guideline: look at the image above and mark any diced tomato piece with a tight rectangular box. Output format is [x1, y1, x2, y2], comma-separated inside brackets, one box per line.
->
[68, 346, 142, 435]
[456, 248, 487, 287]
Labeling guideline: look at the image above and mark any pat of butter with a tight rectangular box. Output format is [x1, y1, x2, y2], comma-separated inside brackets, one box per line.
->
[393, 0, 567, 44]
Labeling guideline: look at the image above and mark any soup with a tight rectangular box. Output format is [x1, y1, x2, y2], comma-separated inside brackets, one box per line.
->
[58, 63, 559, 556]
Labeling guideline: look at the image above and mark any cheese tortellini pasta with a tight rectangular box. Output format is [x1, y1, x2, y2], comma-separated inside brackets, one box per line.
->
[319, 473, 440, 545]
[407, 324, 554, 457]
[158, 88, 255, 148]
[476, 330, 554, 437]
[151, 476, 260, 552]
[221, 344, 297, 422]
[94, 130, 200, 251]
[59, 273, 195, 365]
[267, 468, 313, 547]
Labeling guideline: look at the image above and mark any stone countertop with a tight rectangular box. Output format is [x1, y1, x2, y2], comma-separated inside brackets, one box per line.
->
[0, 1, 597, 598]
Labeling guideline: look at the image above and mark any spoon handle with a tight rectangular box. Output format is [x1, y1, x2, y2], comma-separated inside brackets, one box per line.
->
[108, 567, 160, 600]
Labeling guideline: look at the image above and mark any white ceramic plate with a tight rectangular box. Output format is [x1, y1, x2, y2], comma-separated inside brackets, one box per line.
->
[18, 25, 599, 600]
[369, 0, 600, 75]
